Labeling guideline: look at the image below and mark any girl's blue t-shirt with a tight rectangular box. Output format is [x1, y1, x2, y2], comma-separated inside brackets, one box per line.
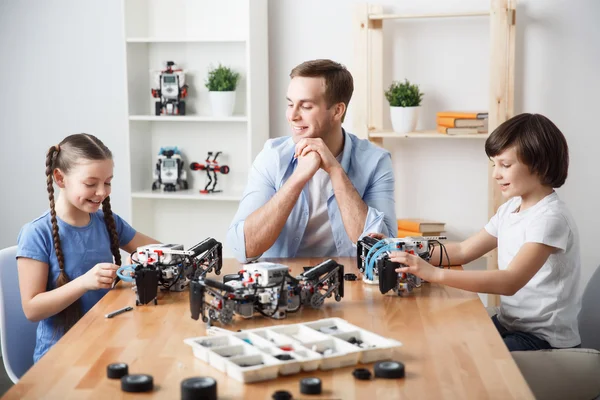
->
[16, 210, 136, 362]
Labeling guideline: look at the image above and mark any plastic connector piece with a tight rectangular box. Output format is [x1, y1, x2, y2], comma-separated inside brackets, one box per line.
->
[344, 273, 358, 281]
[352, 368, 372, 380]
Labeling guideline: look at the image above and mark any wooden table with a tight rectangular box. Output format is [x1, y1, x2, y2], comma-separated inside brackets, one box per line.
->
[3, 258, 533, 399]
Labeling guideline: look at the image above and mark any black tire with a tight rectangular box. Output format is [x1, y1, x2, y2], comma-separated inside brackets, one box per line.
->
[202, 315, 208, 323]
[181, 180, 189, 190]
[335, 294, 342, 302]
[179, 101, 186, 115]
[155, 102, 162, 116]
[374, 361, 405, 379]
[220, 165, 230, 175]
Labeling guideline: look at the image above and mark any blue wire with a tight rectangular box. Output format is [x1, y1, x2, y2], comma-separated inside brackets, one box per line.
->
[365, 238, 395, 280]
[368, 244, 401, 280]
[116, 264, 136, 282]
[364, 239, 388, 278]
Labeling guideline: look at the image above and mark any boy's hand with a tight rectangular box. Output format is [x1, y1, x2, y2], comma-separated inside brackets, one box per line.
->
[389, 251, 443, 283]
[368, 232, 387, 240]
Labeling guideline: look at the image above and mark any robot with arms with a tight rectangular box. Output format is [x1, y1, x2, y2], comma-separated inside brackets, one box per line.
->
[357, 235, 448, 296]
[117, 238, 223, 306]
[189, 259, 345, 325]
[151, 61, 188, 116]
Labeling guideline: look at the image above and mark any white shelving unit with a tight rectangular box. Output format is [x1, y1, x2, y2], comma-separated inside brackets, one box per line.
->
[123, 0, 269, 254]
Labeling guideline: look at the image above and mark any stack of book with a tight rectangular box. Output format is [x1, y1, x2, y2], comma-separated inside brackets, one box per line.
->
[436, 111, 488, 135]
[397, 218, 446, 237]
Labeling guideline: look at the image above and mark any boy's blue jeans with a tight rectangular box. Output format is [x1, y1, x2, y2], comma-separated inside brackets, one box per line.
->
[492, 315, 555, 351]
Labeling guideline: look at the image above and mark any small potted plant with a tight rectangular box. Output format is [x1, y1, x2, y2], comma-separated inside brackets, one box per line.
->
[384, 79, 424, 134]
[205, 64, 240, 117]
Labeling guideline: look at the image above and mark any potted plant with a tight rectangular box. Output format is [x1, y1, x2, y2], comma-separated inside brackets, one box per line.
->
[205, 64, 240, 117]
[384, 79, 424, 134]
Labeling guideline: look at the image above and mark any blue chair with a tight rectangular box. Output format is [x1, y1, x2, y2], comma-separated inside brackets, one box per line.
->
[0, 246, 38, 383]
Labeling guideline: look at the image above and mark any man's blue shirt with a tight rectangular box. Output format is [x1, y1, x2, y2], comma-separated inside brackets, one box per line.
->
[227, 129, 397, 262]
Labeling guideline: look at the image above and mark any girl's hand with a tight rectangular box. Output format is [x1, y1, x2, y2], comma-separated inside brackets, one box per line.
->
[368, 232, 387, 240]
[389, 251, 443, 283]
[81, 263, 119, 290]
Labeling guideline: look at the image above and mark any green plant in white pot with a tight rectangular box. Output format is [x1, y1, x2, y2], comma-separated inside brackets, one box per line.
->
[385, 79, 424, 134]
[205, 64, 240, 117]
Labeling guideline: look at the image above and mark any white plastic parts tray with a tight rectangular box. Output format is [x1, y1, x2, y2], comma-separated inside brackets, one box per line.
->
[183, 317, 402, 383]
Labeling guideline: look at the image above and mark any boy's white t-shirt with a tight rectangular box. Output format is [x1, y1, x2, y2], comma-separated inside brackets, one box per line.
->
[484, 191, 582, 347]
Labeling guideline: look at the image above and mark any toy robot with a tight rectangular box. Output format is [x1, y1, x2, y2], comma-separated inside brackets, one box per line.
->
[116, 238, 223, 306]
[357, 235, 448, 296]
[151, 61, 188, 116]
[152, 146, 188, 192]
[190, 151, 230, 194]
[189, 259, 344, 325]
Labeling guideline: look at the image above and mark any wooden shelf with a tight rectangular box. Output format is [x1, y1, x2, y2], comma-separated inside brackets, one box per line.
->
[126, 37, 246, 43]
[131, 189, 242, 201]
[369, 130, 489, 139]
[129, 115, 248, 122]
[369, 11, 490, 20]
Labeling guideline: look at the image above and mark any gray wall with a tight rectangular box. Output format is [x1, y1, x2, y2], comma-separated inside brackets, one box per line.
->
[2, 0, 600, 291]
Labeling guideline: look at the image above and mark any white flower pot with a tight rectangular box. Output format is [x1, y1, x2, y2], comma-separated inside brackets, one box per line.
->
[390, 106, 420, 134]
[209, 91, 236, 117]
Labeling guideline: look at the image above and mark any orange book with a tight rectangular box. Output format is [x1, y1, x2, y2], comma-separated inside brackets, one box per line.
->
[437, 125, 486, 135]
[397, 219, 445, 233]
[437, 116, 487, 128]
[436, 111, 488, 119]
[397, 229, 443, 237]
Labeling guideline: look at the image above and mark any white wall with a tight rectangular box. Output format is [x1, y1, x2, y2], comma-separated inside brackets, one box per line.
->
[0, 1, 130, 248]
[268, 0, 600, 290]
[2, 0, 599, 292]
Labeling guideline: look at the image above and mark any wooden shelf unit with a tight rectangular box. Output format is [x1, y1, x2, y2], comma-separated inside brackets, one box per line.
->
[353, 0, 516, 306]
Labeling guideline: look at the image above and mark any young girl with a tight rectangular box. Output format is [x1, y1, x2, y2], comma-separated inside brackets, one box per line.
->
[17, 133, 158, 362]
[374, 113, 581, 351]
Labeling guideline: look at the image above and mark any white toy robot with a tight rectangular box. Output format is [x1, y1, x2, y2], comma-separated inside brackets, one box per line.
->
[151, 61, 188, 115]
[152, 146, 188, 192]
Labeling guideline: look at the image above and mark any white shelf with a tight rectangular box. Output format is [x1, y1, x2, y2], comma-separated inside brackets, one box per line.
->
[369, 130, 489, 139]
[369, 11, 490, 20]
[129, 115, 248, 122]
[131, 189, 243, 201]
[127, 37, 246, 43]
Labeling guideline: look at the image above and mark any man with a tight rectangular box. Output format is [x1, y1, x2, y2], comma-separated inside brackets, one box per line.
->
[227, 59, 396, 262]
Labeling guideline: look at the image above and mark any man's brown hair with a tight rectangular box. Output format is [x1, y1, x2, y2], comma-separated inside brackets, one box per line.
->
[485, 113, 569, 188]
[290, 59, 354, 122]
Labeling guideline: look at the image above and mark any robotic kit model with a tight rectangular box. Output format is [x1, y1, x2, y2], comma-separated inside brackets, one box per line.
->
[190, 151, 230, 194]
[357, 235, 448, 296]
[189, 259, 345, 325]
[151, 61, 188, 115]
[117, 238, 223, 306]
[152, 146, 189, 192]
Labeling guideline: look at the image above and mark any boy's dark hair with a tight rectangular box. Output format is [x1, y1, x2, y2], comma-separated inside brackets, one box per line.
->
[45, 133, 121, 334]
[485, 113, 569, 188]
[290, 59, 354, 122]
